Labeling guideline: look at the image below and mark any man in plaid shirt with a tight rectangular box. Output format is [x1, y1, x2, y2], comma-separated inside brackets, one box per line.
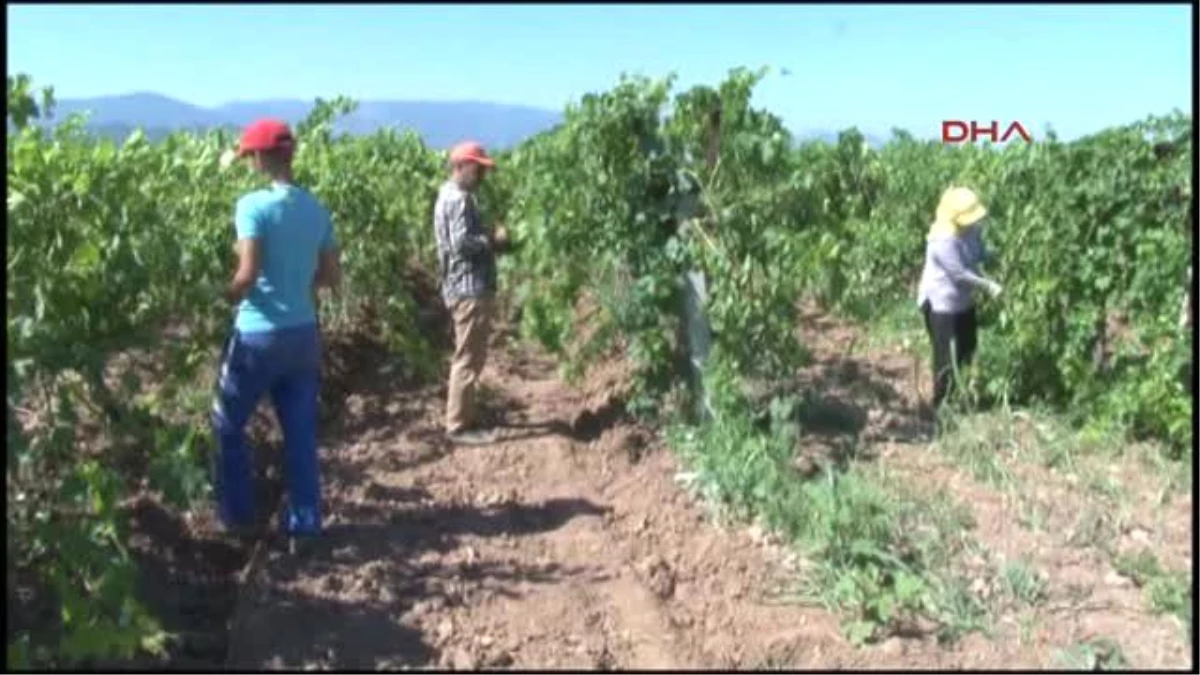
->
[433, 141, 509, 445]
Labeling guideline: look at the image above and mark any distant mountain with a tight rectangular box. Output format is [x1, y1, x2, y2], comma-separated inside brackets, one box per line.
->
[51, 92, 220, 129]
[792, 128, 890, 148]
[32, 91, 884, 150]
[37, 93, 564, 150]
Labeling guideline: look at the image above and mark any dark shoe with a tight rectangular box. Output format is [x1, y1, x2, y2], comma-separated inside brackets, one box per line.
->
[446, 428, 497, 446]
[281, 509, 322, 555]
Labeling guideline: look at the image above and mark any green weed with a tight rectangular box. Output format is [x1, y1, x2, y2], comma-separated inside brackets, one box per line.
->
[1113, 550, 1193, 636]
[1017, 614, 1037, 646]
[1054, 638, 1131, 670]
[999, 558, 1048, 607]
[670, 359, 987, 647]
[1016, 495, 1049, 533]
[1066, 507, 1118, 551]
[933, 409, 1017, 489]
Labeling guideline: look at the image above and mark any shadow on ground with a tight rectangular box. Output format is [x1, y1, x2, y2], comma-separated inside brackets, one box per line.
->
[775, 311, 936, 474]
[319, 330, 438, 444]
[469, 378, 629, 445]
[227, 484, 611, 670]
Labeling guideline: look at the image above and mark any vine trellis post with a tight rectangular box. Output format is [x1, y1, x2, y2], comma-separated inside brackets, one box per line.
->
[678, 103, 721, 425]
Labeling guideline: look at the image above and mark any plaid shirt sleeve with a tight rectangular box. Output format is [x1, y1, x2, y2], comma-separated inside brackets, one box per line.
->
[438, 190, 489, 258]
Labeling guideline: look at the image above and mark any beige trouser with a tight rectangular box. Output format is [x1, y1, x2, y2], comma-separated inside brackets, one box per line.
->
[445, 296, 494, 433]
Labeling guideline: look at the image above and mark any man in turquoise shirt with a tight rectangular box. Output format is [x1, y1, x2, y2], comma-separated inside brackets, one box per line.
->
[214, 118, 341, 540]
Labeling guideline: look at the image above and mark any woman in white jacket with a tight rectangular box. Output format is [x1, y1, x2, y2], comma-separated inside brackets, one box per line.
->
[916, 187, 1003, 410]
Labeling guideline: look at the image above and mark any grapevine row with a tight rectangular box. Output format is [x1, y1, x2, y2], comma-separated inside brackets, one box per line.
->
[6, 69, 1191, 666]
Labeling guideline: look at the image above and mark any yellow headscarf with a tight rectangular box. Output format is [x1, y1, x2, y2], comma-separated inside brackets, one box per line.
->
[928, 186, 988, 240]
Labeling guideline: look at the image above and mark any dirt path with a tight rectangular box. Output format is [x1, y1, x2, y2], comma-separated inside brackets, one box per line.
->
[218, 312, 1192, 670]
[223, 332, 857, 670]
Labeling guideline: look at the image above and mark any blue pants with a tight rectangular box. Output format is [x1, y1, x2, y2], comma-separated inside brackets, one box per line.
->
[212, 324, 322, 535]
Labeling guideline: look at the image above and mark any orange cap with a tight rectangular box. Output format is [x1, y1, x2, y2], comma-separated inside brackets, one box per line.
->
[449, 141, 494, 167]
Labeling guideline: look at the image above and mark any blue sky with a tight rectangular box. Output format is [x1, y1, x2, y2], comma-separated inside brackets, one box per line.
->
[7, 3, 1193, 140]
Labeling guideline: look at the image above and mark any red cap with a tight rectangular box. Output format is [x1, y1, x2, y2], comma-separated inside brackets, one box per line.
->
[449, 140, 494, 167]
[236, 118, 295, 158]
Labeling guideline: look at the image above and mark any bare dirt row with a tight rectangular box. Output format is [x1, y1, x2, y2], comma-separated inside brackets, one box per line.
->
[138, 309, 1190, 670]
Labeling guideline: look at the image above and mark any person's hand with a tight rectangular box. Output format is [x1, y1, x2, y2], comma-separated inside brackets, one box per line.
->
[492, 225, 510, 251]
[984, 280, 1003, 298]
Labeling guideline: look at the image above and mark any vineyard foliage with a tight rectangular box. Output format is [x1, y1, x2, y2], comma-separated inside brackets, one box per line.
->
[6, 68, 1193, 666]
